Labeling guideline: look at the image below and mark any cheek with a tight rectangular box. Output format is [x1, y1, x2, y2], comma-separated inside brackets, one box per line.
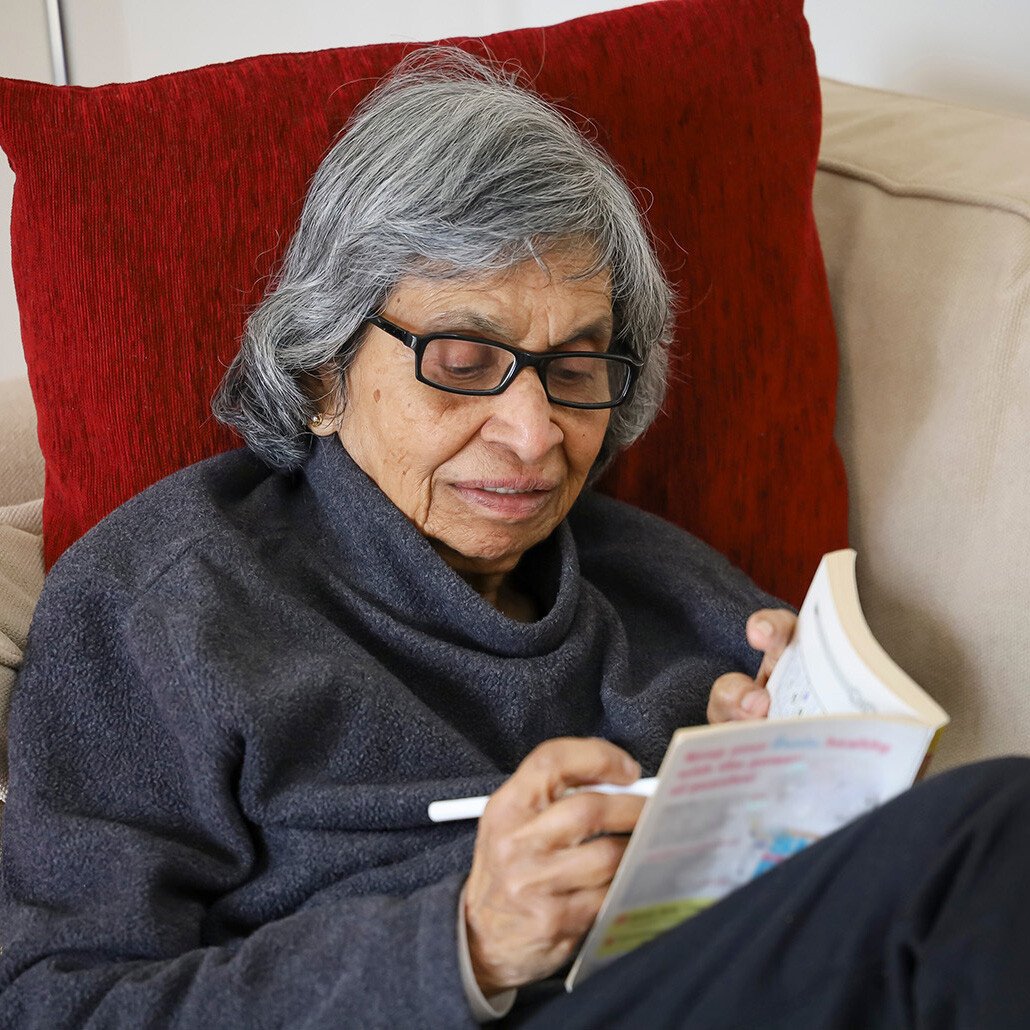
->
[343, 379, 482, 511]
[396, 393, 483, 469]
[564, 413, 610, 479]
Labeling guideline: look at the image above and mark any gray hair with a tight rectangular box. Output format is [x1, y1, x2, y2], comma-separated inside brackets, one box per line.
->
[213, 47, 673, 475]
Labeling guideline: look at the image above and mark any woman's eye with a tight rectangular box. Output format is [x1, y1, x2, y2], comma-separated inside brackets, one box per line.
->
[423, 340, 507, 387]
[552, 367, 589, 381]
[443, 359, 489, 376]
[549, 362, 595, 384]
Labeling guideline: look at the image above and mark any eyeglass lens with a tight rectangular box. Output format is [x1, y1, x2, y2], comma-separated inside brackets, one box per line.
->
[420, 338, 629, 406]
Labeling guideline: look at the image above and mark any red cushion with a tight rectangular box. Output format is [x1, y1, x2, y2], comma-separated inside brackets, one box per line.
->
[0, 0, 846, 606]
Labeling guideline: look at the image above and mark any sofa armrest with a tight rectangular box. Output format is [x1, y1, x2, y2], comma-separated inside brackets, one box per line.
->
[815, 79, 1030, 769]
[0, 498, 43, 802]
[0, 376, 44, 507]
[0, 375, 44, 801]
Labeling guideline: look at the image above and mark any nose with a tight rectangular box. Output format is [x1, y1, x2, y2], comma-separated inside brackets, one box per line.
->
[478, 367, 564, 463]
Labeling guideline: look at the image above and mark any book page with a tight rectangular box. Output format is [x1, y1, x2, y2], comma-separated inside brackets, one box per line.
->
[566, 715, 930, 990]
[766, 551, 937, 722]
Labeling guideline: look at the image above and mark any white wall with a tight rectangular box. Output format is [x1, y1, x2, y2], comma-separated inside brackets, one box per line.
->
[806, 0, 1030, 120]
[61, 0, 641, 85]
[0, 0, 636, 385]
[3, 0, 1030, 383]
[0, 0, 53, 382]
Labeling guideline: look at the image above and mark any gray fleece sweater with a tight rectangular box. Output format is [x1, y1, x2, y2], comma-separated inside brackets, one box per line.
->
[0, 435, 774, 1028]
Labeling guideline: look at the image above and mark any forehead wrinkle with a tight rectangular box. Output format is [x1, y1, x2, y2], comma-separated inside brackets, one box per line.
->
[423, 307, 614, 349]
[424, 307, 514, 339]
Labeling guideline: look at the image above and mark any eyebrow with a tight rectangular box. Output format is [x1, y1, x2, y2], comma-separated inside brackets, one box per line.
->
[424, 308, 614, 349]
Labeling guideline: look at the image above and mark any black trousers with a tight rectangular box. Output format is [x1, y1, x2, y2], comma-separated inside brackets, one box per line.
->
[514, 756, 1030, 1029]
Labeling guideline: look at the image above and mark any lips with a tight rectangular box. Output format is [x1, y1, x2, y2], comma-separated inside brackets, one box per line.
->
[451, 478, 557, 519]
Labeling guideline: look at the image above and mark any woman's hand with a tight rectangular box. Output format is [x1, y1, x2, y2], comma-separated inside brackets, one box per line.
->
[707, 608, 797, 723]
[463, 737, 645, 994]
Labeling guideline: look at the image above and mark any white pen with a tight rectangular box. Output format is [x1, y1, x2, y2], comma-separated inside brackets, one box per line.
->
[428, 777, 659, 823]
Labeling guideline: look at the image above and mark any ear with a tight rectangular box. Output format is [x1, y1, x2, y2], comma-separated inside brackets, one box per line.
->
[306, 365, 345, 436]
[308, 412, 339, 437]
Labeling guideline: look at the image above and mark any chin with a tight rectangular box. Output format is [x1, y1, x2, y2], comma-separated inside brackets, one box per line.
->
[441, 527, 548, 571]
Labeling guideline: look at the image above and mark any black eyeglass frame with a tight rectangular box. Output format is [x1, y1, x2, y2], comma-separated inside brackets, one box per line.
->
[364, 314, 641, 410]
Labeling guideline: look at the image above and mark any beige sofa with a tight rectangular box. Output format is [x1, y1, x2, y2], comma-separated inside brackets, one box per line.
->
[1, 79, 1028, 799]
[814, 80, 1029, 770]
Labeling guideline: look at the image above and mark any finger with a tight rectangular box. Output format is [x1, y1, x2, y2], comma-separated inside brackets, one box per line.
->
[746, 609, 798, 688]
[746, 608, 796, 654]
[707, 672, 770, 723]
[513, 791, 645, 852]
[556, 884, 611, 940]
[535, 885, 611, 948]
[503, 888, 610, 974]
[548, 834, 631, 894]
[708, 671, 752, 722]
[740, 687, 770, 718]
[499, 834, 631, 900]
[488, 738, 640, 827]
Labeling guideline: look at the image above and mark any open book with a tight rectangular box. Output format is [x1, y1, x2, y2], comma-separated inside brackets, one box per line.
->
[566, 549, 948, 990]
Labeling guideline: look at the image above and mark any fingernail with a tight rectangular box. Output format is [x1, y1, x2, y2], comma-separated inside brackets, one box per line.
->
[754, 619, 774, 639]
[741, 691, 762, 713]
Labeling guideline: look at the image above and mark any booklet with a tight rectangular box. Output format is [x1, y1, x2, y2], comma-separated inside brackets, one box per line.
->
[565, 549, 949, 990]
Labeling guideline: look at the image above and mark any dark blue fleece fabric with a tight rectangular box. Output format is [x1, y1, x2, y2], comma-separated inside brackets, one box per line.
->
[0, 435, 775, 1028]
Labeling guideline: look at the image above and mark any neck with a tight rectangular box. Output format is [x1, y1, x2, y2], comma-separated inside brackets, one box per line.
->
[458, 569, 538, 622]
[428, 543, 543, 622]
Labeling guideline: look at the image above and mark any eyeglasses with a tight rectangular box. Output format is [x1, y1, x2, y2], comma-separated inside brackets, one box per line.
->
[364, 314, 640, 410]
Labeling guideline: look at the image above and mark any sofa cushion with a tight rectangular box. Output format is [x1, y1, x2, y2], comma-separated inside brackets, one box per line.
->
[815, 79, 1030, 768]
[0, 377, 44, 507]
[0, 0, 846, 606]
[0, 498, 44, 801]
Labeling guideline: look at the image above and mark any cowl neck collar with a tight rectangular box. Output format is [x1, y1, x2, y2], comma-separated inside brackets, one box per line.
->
[303, 435, 582, 658]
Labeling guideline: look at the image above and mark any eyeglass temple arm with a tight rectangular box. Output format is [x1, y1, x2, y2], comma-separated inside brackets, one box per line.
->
[366, 314, 417, 350]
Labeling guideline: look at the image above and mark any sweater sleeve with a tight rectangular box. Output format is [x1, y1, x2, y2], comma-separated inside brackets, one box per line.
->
[0, 568, 479, 1030]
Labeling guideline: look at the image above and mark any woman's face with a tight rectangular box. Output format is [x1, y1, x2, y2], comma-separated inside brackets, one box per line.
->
[330, 248, 613, 579]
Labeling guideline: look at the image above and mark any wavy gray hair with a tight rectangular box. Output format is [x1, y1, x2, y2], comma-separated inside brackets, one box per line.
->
[213, 47, 673, 474]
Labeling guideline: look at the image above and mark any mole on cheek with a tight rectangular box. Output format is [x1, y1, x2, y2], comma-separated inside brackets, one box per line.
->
[373, 389, 381, 404]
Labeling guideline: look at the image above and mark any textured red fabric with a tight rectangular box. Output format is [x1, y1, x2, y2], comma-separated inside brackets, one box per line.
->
[0, 0, 846, 605]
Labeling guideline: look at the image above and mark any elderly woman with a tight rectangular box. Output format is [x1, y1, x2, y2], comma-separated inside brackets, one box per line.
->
[2, 49, 1029, 1030]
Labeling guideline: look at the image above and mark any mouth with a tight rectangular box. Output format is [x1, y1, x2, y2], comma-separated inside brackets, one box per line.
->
[451, 478, 558, 520]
